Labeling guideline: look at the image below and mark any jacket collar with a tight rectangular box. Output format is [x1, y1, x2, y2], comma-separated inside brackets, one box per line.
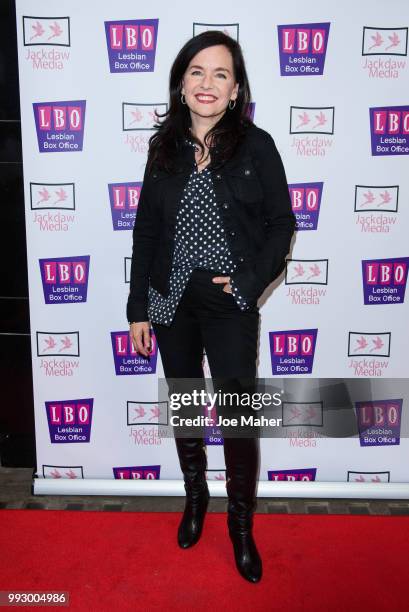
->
[174, 137, 216, 172]
[173, 131, 251, 173]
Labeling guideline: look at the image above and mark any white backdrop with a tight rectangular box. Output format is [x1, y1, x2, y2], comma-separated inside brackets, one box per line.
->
[15, 0, 409, 495]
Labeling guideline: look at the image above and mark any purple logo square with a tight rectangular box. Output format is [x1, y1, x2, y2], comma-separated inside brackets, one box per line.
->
[268, 468, 317, 481]
[33, 100, 86, 152]
[277, 22, 330, 76]
[289, 182, 323, 230]
[111, 330, 158, 375]
[39, 255, 90, 304]
[113, 465, 161, 479]
[370, 105, 409, 155]
[46, 398, 93, 443]
[104, 19, 159, 73]
[269, 329, 318, 375]
[356, 399, 402, 446]
[362, 257, 409, 304]
[108, 182, 141, 230]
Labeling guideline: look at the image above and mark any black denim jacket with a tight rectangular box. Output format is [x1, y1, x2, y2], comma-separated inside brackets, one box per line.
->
[127, 122, 296, 323]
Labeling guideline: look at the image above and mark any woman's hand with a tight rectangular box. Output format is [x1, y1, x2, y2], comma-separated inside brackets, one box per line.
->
[212, 275, 232, 293]
[129, 322, 152, 357]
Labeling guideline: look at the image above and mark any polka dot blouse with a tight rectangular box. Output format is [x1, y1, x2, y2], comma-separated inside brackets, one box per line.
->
[147, 139, 250, 327]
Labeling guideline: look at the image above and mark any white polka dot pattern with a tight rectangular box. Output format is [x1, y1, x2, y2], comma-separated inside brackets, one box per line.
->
[147, 140, 250, 326]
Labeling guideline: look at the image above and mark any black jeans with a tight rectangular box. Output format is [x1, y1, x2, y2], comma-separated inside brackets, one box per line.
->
[151, 267, 260, 471]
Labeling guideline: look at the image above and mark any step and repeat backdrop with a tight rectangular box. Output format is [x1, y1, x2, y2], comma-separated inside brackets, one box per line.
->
[15, 0, 409, 492]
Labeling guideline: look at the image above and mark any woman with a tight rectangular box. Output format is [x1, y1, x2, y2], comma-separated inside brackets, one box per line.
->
[127, 30, 296, 583]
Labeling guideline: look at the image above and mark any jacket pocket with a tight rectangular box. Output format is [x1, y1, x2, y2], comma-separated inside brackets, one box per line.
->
[224, 166, 264, 203]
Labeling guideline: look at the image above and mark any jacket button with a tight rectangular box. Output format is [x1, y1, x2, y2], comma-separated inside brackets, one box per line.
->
[229, 230, 236, 236]
[152, 173, 157, 178]
[238, 256, 245, 262]
[244, 169, 251, 175]
[215, 174, 222, 180]
[222, 203, 229, 209]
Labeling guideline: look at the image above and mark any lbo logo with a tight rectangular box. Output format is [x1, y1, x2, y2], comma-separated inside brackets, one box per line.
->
[269, 329, 318, 375]
[33, 100, 86, 152]
[362, 257, 409, 304]
[357, 400, 402, 429]
[356, 399, 402, 447]
[45, 398, 93, 444]
[111, 331, 158, 375]
[104, 19, 159, 73]
[289, 182, 323, 231]
[108, 182, 141, 230]
[113, 465, 161, 479]
[277, 22, 330, 76]
[370, 105, 409, 155]
[39, 256, 90, 304]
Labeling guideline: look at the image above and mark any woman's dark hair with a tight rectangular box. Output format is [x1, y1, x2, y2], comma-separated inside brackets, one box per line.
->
[146, 30, 253, 174]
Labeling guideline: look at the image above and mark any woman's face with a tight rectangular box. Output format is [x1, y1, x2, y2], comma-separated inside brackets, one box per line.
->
[181, 44, 239, 123]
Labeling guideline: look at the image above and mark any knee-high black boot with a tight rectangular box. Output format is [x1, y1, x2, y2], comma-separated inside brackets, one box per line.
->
[175, 436, 210, 549]
[223, 436, 262, 583]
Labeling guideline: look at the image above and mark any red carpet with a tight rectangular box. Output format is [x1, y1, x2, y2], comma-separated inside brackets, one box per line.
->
[0, 509, 408, 611]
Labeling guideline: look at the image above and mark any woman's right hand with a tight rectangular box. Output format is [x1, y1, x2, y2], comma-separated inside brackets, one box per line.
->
[129, 321, 152, 357]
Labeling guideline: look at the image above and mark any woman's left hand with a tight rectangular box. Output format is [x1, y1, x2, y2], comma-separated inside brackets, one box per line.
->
[212, 275, 232, 293]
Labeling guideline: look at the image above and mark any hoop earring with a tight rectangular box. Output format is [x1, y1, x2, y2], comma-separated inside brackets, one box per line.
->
[181, 93, 186, 105]
[228, 99, 236, 110]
